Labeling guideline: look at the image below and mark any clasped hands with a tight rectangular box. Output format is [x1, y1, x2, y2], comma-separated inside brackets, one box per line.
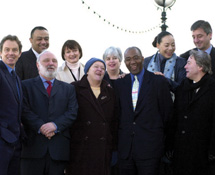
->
[40, 122, 56, 140]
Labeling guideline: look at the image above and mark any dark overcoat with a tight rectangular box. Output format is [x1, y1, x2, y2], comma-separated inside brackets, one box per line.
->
[173, 75, 215, 175]
[66, 75, 118, 175]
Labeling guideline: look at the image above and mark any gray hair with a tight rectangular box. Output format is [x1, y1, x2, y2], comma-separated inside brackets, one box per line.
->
[102, 46, 123, 62]
[37, 50, 49, 62]
[189, 50, 212, 74]
[191, 20, 212, 35]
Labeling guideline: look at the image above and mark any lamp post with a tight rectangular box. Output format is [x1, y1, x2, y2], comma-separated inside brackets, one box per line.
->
[154, 0, 176, 32]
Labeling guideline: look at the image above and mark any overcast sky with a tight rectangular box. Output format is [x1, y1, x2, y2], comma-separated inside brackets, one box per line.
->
[1, 0, 214, 72]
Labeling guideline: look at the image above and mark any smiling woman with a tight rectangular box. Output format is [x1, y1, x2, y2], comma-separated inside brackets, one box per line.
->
[1, 0, 215, 74]
[66, 57, 118, 175]
[56, 40, 85, 84]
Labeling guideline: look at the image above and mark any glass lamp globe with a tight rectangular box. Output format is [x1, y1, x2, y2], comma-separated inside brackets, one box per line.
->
[154, 0, 175, 8]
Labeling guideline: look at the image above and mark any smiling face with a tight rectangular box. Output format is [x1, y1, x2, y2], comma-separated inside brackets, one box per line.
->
[37, 51, 58, 80]
[192, 28, 212, 51]
[64, 47, 80, 64]
[184, 55, 202, 81]
[87, 61, 105, 83]
[157, 35, 175, 59]
[124, 48, 144, 75]
[30, 29, 49, 54]
[0, 40, 21, 69]
[104, 54, 121, 72]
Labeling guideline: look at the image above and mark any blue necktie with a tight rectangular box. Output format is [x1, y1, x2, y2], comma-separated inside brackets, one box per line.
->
[11, 70, 20, 99]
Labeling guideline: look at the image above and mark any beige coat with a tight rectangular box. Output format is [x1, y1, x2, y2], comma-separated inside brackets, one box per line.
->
[56, 62, 85, 84]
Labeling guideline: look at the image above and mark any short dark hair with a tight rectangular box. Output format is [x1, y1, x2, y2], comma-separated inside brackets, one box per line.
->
[30, 26, 48, 38]
[124, 46, 143, 57]
[61, 40, 83, 60]
[0, 35, 22, 52]
[191, 20, 212, 35]
[189, 49, 212, 74]
[152, 31, 173, 47]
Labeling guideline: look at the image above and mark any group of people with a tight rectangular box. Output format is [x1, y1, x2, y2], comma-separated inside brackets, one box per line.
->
[0, 19, 215, 175]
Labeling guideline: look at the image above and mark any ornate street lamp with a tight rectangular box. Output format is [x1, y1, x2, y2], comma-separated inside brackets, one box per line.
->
[154, 0, 176, 32]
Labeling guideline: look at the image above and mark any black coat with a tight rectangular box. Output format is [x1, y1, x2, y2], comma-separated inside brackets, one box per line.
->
[66, 75, 118, 175]
[172, 75, 215, 175]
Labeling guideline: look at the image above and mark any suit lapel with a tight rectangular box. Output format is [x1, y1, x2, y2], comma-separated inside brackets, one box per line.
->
[0, 61, 20, 102]
[5, 71, 20, 102]
[135, 71, 150, 113]
[50, 79, 60, 98]
[33, 76, 49, 97]
[122, 74, 133, 112]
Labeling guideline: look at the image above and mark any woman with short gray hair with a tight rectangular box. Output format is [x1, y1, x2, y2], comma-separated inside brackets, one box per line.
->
[103, 46, 124, 88]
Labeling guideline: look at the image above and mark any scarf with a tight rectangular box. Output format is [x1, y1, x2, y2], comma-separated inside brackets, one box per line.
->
[147, 52, 177, 81]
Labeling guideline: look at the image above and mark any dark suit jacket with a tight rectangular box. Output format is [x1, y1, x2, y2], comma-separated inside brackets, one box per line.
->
[0, 61, 23, 144]
[21, 76, 78, 161]
[114, 70, 173, 160]
[180, 46, 215, 79]
[144, 55, 186, 92]
[15, 48, 39, 80]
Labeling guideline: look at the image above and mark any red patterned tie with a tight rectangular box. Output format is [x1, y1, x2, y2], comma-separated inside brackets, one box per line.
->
[46, 81, 52, 97]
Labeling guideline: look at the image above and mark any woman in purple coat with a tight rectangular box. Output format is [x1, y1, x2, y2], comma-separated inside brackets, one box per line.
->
[66, 58, 118, 175]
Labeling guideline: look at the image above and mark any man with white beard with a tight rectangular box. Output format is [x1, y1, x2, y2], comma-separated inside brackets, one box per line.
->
[20, 51, 78, 175]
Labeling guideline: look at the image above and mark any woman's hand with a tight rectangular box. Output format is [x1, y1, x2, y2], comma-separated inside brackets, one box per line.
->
[154, 71, 164, 76]
[118, 73, 127, 79]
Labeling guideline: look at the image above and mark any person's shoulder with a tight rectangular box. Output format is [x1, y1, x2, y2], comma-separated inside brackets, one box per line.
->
[176, 56, 187, 65]
[19, 49, 34, 60]
[20, 49, 33, 56]
[144, 55, 153, 60]
[180, 48, 196, 59]
[116, 74, 130, 82]
[57, 62, 66, 72]
[56, 78, 71, 86]
[146, 70, 167, 83]
[21, 77, 37, 86]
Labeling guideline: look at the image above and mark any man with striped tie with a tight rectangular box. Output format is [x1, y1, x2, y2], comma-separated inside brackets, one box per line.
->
[114, 46, 173, 175]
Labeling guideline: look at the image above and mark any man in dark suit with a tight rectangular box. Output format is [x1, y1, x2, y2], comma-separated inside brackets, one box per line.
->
[20, 51, 78, 175]
[180, 20, 215, 79]
[114, 47, 173, 175]
[15, 26, 49, 80]
[0, 35, 23, 175]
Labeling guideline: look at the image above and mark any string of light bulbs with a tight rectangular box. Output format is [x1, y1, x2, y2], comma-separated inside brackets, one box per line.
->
[81, 0, 161, 34]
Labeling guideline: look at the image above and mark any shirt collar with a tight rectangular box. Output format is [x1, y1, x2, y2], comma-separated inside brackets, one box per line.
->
[130, 68, 145, 82]
[32, 48, 41, 59]
[3, 62, 15, 74]
[39, 75, 55, 85]
[198, 45, 212, 55]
